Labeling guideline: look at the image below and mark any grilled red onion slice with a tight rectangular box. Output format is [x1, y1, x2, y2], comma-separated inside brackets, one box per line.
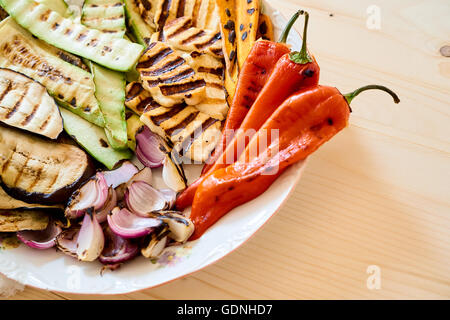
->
[95, 187, 117, 223]
[136, 126, 166, 168]
[127, 167, 153, 187]
[56, 226, 80, 258]
[17, 221, 62, 250]
[141, 228, 169, 259]
[125, 181, 168, 217]
[99, 227, 139, 265]
[159, 189, 177, 209]
[65, 173, 108, 219]
[107, 207, 162, 239]
[76, 212, 105, 262]
[162, 155, 187, 192]
[103, 161, 139, 188]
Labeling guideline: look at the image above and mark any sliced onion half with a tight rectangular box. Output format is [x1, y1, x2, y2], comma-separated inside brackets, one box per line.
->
[17, 221, 62, 250]
[95, 187, 117, 223]
[56, 226, 80, 258]
[159, 189, 177, 209]
[76, 213, 105, 262]
[102, 161, 139, 188]
[126, 167, 153, 187]
[125, 181, 168, 217]
[162, 154, 187, 192]
[99, 227, 140, 265]
[135, 126, 167, 168]
[107, 207, 162, 239]
[65, 173, 109, 219]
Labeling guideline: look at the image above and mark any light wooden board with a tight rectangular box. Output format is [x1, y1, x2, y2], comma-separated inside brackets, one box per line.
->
[5, 0, 450, 299]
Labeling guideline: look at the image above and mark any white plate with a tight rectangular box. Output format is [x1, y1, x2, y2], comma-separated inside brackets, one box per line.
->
[0, 1, 307, 295]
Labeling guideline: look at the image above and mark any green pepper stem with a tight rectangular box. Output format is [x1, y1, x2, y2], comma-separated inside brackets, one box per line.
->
[344, 85, 400, 105]
[278, 10, 303, 44]
[287, 11, 313, 64]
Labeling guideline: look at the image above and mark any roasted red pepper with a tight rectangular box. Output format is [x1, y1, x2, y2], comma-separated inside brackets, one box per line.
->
[189, 85, 400, 239]
[201, 10, 305, 175]
[176, 11, 320, 210]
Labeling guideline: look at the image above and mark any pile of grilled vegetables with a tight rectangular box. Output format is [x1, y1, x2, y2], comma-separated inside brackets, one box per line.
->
[0, 0, 274, 268]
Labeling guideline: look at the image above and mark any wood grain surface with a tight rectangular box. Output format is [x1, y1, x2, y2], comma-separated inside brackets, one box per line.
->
[5, 0, 450, 299]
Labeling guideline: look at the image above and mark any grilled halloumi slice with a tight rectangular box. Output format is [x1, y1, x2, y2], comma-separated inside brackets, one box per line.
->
[152, 0, 220, 32]
[0, 68, 63, 139]
[136, 41, 206, 107]
[140, 103, 221, 162]
[134, 0, 157, 30]
[193, 0, 220, 31]
[182, 52, 228, 120]
[163, 16, 223, 59]
[125, 81, 161, 115]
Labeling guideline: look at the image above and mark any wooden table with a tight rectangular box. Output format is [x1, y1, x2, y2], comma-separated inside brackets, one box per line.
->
[7, 0, 450, 299]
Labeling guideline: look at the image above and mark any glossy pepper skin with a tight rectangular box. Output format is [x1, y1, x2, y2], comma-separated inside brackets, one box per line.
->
[189, 85, 400, 240]
[176, 11, 319, 210]
[201, 11, 306, 175]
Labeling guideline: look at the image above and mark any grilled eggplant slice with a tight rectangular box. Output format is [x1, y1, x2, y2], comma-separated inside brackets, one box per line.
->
[0, 0, 144, 72]
[0, 68, 63, 139]
[182, 52, 228, 120]
[236, 0, 259, 70]
[124, 0, 155, 46]
[0, 18, 104, 127]
[60, 108, 133, 170]
[81, 0, 127, 38]
[0, 209, 49, 232]
[0, 186, 62, 210]
[136, 41, 206, 107]
[0, 125, 95, 205]
[163, 16, 223, 59]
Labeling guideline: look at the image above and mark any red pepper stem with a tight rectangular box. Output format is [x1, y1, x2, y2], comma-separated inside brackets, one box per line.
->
[288, 11, 312, 64]
[344, 85, 400, 105]
[278, 10, 304, 44]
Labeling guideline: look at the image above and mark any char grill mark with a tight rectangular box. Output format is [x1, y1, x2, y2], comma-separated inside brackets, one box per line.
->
[160, 79, 206, 96]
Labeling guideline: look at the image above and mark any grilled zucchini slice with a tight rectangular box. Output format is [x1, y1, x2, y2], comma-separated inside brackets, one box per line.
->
[60, 108, 133, 170]
[0, 125, 95, 205]
[125, 110, 144, 151]
[0, 0, 144, 72]
[0, 68, 63, 139]
[80, 2, 129, 150]
[124, 0, 154, 46]
[89, 62, 128, 150]
[81, 0, 127, 38]
[136, 41, 206, 107]
[0, 18, 104, 127]
[37, 0, 68, 17]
